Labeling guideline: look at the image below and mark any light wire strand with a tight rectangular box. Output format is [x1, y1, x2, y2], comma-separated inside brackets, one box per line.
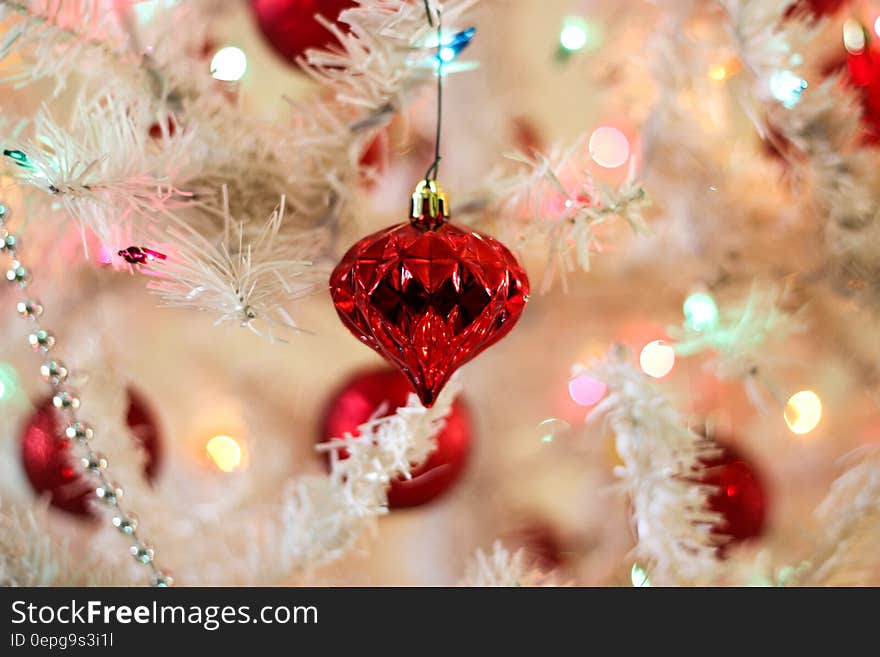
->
[423, 1, 443, 182]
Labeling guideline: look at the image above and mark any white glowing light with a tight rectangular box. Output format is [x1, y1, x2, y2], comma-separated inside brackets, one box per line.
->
[589, 126, 630, 168]
[206, 435, 244, 472]
[210, 46, 247, 82]
[844, 19, 866, 54]
[769, 70, 807, 109]
[631, 563, 651, 587]
[134, 0, 178, 23]
[874, 16, 880, 39]
[784, 390, 822, 435]
[439, 46, 456, 63]
[639, 340, 675, 378]
[560, 19, 589, 52]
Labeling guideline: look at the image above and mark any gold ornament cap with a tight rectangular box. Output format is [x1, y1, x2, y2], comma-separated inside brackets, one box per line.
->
[410, 179, 449, 229]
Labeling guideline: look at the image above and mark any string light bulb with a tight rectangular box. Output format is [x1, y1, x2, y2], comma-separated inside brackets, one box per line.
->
[639, 340, 675, 378]
[683, 292, 719, 331]
[206, 435, 245, 472]
[433, 27, 475, 63]
[568, 374, 607, 406]
[0, 362, 18, 401]
[784, 390, 822, 435]
[559, 16, 590, 52]
[844, 18, 867, 54]
[588, 126, 630, 168]
[708, 63, 728, 81]
[210, 46, 247, 81]
[769, 70, 807, 108]
[631, 563, 651, 587]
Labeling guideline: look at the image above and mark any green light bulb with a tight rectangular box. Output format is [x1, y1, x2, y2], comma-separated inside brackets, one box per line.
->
[683, 292, 719, 331]
[0, 363, 19, 401]
[631, 563, 651, 587]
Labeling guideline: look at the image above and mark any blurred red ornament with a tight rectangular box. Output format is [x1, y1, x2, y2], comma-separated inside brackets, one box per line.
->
[759, 120, 798, 163]
[359, 129, 389, 187]
[320, 367, 471, 508]
[329, 181, 529, 407]
[21, 387, 162, 516]
[148, 115, 178, 140]
[815, 38, 880, 143]
[511, 116, 545, 155]
[846, 46, 880, 142]
[504, 520, 567, 571]
[250, 0, 355, 66]
[786, 0, 848, 20]
[700, 441, 767, 548]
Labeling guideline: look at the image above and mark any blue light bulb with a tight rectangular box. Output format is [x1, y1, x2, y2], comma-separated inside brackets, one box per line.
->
[435, 27, 476, 64]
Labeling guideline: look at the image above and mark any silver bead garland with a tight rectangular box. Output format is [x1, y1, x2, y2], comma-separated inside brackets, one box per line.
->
[1, 202, 172, 587]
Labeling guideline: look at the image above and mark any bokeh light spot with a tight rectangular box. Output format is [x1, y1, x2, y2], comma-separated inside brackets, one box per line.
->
[784, 390, 822, 435]
[589, 126, 630, 168]
[206, 435, 245, 472]
[210, 46, 247, 81]
[568, 374, 607, 406]
[639, 340, 675, 378]
[683, 292, 719, 331]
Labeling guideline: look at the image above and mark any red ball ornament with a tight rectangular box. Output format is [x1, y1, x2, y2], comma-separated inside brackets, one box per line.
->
[700, 441, 767, 548]
[329, 180, 529, 407]
[20, 387, 162, 516]
[250, 0, 356, 66]
[320, 367, 471, 508]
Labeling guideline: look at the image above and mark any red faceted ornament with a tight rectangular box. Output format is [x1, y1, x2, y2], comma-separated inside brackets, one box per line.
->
[20, 387, 162, 516]
[700, 441, 767, 548]
[250, 0, 355, 66]
[329, 181, 529, 407]
[320, 367, 471, 507]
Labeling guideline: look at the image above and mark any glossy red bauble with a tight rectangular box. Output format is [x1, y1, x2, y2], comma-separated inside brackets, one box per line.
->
[329, 183, 529, 407]
[320, 367, 471, 508]
[20, 387, 162, 516]
[700, 442, 767, 547]
[250, 0, 355, 66]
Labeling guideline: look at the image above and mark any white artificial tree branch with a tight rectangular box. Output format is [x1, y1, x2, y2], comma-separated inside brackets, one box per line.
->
[795, 447, 880, 586]
[461, 541, 558, 587]
[269, 377, 461, 575]
[478, 139, 649, 293]
[586, 345, 723, 585]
